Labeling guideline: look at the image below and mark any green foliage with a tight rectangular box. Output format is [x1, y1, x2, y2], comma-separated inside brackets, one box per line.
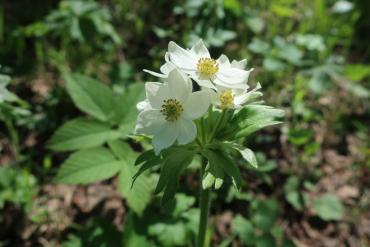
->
[65, 74, 115, 122]
[61, 218, 121, 247]
[109, 140, 153, 216]
[48, 118, 121, 151]
[50, 73, 151, 215]
[312, 193, 344, 221]
[0, 166, 38, 211]
[55, 147, 123, 184]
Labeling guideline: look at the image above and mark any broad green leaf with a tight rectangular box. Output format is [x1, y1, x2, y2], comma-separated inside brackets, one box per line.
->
[345, 64, 370, 81]
[48, 118, 121, 151]
[255, 234, 276, 247]
[313, 193, 343, 221]
[108, 140, 152, 216]
[148, 221, 188, 247]
[55, 147, 122, 184]
[113, 83, 145, 129]
[238, 148, 258, 168]
[250, 199, 279, 231]
[233, 215, 255, 245]
[248, 38, 270, 55]
[65, 73, 114, 122]
[283, 176, 307, 210]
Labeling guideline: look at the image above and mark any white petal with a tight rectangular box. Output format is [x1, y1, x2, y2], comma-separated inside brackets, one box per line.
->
[160, 62, 176, 75]
[143, 69, 167, 78]
[190, 39, 210, 58]
[145, 82, 168, 109]
[191, 76, 216, 90]
[136, 99, 150, 111]
[135, 109, 165, 135]
[166, 69, 192, 103]
[234, 83, 262, 105]
[217, 54, 231, 67]
[177, 118, 197, 145]
[152, 122, 179, 154]
[216, 67, 253, 86]
[231, 59, 247, 69]
[214, 78, 248, 90]
[168, 41, 197, 72]
[183, 90, 210, 120]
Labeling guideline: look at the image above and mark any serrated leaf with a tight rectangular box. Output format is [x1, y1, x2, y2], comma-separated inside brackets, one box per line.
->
[113, 83, 145, 130]
[65, 73, 114, 122]
[108, 140, 152, 216]
[55, 147, 122, 184]
[232, 105, 284, 139]
[48, 118, 121, 151]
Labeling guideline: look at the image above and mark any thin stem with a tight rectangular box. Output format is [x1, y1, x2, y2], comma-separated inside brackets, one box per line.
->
[196, 162, 210, 247]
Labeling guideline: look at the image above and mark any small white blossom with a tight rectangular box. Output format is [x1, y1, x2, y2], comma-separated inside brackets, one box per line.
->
[135, 69, 210, 154]
[144, 40, 253, 90]
[210, 83, 263, 109]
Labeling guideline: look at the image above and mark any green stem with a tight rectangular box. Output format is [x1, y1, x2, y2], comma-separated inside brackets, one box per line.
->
[196, 162, 210, 247]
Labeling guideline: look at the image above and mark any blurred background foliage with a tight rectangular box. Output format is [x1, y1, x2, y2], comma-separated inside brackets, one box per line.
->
[0, 0, 369, 246]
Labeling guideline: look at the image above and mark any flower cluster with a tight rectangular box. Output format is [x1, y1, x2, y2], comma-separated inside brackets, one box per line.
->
[135, 40, 262, 154]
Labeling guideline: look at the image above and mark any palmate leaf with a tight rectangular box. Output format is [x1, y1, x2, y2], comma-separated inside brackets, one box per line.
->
[65, 73, 114, 122]
[202, 149, 241, 190]
[222, 104, 284, 139]
[48, 117, 121, 151]
[108, 140, 153, 216]
[155, 148, 195, 205]
[55, 147, 122, 184]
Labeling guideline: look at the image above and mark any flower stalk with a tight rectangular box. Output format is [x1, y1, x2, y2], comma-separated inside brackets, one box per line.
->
[197, 161, 211, 247]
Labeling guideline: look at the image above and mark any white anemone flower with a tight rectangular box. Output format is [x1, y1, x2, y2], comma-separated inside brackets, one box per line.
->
[210, 83, 263, 109]
[135, 69, 210, 154]
[144, 40, 253, 90]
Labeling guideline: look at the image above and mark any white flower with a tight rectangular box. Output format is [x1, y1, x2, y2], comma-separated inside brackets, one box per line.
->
[144, 40, 253, 90]
[135, 69, 210, 154]
[210, 83, 263, 109]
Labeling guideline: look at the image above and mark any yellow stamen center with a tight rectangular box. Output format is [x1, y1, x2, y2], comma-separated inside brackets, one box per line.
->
[219, 90, 234, 108]
[160, 99, 184, 122]
[197, 58, 219, 78]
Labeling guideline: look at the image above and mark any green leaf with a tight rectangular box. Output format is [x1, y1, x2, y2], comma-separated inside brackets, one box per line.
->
[345, 64, 370, 81]
[233, 105, 284, 139]
[113, 83, 145, 131]
[233, 215, 255, 245]
[48, 118, 121, 151]
[250, 199, 279, 231]
[155, 148, 194, 205]
[284, 176, 307, 210]
[238, 148, 258, 168]
[65, 73, 114, 122]
[248, 38, 270, 55]
[255, 234, 276, 247]
[313, 193, 343, 221]
[55, 147, 122, 184]
[202, 149, 241, 190]
[108, 140, 152, 216]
